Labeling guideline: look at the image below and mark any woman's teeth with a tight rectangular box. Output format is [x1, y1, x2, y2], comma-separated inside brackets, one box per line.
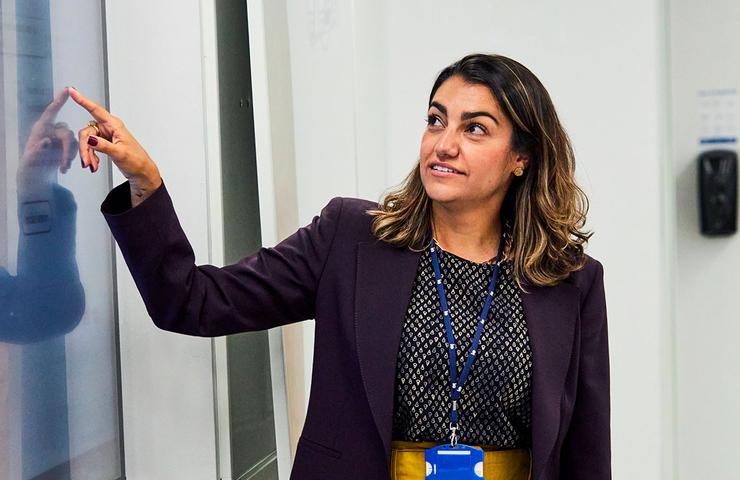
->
[432, 165, 458, 173]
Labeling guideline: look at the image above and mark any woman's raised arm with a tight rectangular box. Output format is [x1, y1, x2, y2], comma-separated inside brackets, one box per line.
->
[70, 87, 344, 336]
[101, 182, 343, 336]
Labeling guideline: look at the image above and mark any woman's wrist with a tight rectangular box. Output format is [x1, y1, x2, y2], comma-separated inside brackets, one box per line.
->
[129, 168, 162, 208]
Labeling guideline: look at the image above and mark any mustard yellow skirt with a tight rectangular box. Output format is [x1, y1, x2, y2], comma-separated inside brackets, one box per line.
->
[390, 441, 532, 480]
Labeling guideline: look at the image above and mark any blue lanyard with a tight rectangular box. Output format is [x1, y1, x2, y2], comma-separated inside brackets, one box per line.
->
[428, 229, 506, 445]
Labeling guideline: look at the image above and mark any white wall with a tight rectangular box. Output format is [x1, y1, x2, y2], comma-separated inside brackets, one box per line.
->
[105, 1, 218, 477]
[669, 1, 740, 478]
[283, 0, 392, 409]
[282, 1, 673, 479]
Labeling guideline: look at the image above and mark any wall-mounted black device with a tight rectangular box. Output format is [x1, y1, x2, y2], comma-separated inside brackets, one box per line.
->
[698, 149, 737, 235]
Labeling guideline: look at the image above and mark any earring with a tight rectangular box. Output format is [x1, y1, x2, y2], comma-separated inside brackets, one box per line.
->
[514, 167, 524, 177]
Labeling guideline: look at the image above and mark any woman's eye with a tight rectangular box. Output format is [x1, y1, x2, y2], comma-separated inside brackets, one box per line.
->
[467, 123, 486, 135]
[426, 115, 442, 127]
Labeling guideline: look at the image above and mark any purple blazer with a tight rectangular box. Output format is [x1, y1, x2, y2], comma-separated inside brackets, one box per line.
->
[101, 180, 611, 480]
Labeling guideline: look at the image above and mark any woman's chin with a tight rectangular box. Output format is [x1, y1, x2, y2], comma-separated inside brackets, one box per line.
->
[425, 190, 465, 205]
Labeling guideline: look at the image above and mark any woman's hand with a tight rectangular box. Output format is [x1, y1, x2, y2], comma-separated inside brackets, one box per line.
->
[68, 87, 162, 206]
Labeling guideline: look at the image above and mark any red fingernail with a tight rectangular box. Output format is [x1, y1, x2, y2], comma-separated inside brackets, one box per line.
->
[81, 158, 85, 168]
[88, 136, 98, 146]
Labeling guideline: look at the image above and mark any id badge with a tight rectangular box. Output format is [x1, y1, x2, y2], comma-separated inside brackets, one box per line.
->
[424, 443, 484, 479]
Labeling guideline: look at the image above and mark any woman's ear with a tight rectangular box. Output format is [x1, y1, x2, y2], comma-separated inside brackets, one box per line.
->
[514, 152, 529, 171]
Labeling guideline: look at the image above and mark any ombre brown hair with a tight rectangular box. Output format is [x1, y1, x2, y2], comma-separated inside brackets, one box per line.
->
[368, 53, 592, 288]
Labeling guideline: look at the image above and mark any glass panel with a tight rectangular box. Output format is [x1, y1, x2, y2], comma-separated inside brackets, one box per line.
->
[227, 333, 278, 477]
[0, 1, 122, 478]
[216, 0, 279, 477]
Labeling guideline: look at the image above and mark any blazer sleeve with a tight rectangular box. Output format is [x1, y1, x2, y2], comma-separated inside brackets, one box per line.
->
[560, 260, 612, 479]
[0, 184, 84, 343]
[101, 179, 343, 337]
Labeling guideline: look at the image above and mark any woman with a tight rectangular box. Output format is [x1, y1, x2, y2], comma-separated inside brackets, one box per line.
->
[70, 53, 610, 480]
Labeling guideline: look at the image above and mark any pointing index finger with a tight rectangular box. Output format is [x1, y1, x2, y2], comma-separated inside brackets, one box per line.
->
[68, 87, 113, 123]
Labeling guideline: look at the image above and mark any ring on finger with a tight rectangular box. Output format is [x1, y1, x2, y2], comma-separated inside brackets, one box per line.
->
[87, 120, 101, 136]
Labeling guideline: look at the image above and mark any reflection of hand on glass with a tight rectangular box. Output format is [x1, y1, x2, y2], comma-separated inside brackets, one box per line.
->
[68, 87, 162, 208]
[0, 90, 85, 344]
[16, 89, 78, 189]
[0, 86, 87, 475]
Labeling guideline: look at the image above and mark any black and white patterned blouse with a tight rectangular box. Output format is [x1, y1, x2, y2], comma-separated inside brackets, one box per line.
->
[391, 238, 533, 448]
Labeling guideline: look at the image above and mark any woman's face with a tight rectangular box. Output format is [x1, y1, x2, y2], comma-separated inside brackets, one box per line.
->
[419, 75, 528, 210]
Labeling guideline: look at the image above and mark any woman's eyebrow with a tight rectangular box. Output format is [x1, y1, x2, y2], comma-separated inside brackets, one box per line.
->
[429, 101, 499, 126]
[462, 110, 499, 126]
[430, 101, 447, 116]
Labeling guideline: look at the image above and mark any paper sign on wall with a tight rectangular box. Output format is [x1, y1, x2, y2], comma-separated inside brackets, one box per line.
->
[698, 88, 737, 145]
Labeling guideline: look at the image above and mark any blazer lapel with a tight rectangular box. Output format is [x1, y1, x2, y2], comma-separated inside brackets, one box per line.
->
[354, 240, 422, 460]
[521, 282, 579, 480]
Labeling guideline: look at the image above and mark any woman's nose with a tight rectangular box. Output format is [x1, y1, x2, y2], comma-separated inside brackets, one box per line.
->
[434, 129, 459, 159]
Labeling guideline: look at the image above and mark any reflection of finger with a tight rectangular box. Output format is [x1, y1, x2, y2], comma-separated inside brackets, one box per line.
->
[59, 130, 71, 168]
[26, 121, 51, 147]
[39, 89, 70, 125]
[68, 138, 79, 169]
[31, 137, 53, 155]
[68, 87, 114, 123]
[58, 130, 78, 172]
[62, 137, 78, 173]
[22, 137, 52, 165]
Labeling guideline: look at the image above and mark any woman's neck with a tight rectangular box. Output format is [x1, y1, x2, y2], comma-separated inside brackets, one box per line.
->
[431, 201, 504, 264]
